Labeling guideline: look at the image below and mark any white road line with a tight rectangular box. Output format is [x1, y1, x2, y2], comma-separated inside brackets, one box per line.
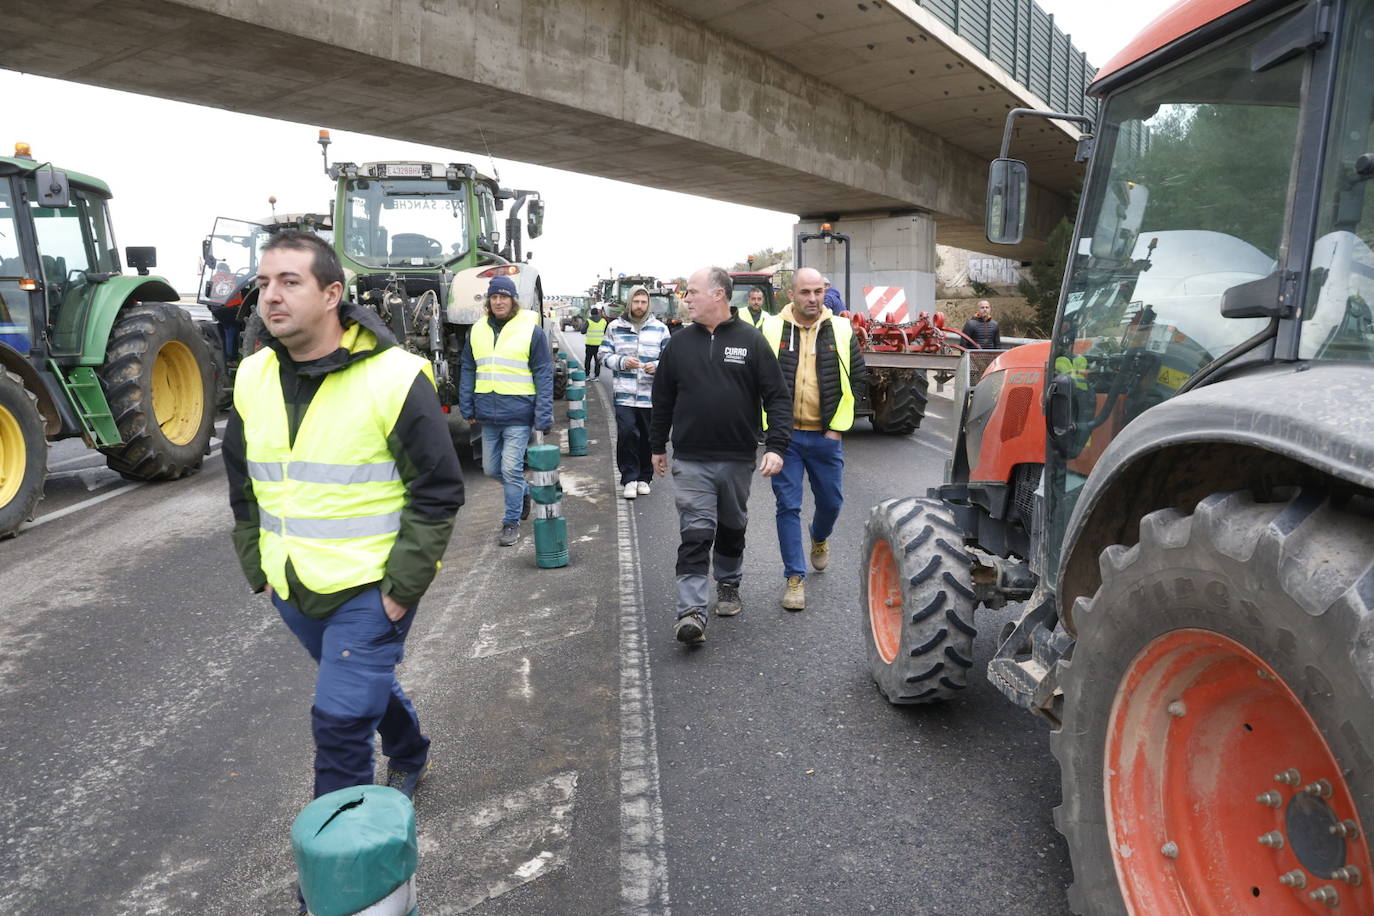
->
[21, 482, 144, 529]
[23, 447, 222, 531]
[600, 381, 671, 914]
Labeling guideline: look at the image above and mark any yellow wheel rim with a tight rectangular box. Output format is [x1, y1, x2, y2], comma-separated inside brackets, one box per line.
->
[0, 403, 24, 506]
[151, 340, 204, 446]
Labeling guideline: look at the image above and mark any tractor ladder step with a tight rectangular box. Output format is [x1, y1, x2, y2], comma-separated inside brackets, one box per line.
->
[51, 363, 122, 447]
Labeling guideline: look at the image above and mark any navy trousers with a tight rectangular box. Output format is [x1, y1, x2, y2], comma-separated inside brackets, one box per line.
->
[273, 587, 430, 798]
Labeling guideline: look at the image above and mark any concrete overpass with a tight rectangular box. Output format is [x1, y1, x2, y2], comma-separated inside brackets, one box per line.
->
[7, 0, 1097, 306]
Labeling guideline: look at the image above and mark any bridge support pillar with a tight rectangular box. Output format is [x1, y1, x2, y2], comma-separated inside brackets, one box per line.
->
[794, 213, 937, 315]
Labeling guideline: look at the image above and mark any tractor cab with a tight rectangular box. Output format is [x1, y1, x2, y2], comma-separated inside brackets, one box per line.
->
[198, 212, 333, 309]
[728, 272, 777, 315]
[0, 153, 166, 361]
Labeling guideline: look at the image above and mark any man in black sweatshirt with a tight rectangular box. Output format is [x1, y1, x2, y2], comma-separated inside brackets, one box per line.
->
[650, 266, 793, 644]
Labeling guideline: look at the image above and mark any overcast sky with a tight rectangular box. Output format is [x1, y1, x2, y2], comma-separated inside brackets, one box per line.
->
[2, 0, 1175, 296]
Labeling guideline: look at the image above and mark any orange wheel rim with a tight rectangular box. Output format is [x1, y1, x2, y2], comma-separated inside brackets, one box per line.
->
[867, 539, 903, 664]
[1107, 628, 1372, 913]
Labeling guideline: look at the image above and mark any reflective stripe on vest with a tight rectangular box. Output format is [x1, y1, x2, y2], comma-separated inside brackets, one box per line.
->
[233, 323, 433, 600]
[471, 310, 538, 395]
[585, 318, 607, 345]
[761, 313, 856, 432]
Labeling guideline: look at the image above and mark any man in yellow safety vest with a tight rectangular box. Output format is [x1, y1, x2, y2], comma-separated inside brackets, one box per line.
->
[459, 275, 555, 546]
[740, 286, 769, 329]
[225, 230, 464, 811]
[584, 308, 607, 379]
[761, 267, 867, 611]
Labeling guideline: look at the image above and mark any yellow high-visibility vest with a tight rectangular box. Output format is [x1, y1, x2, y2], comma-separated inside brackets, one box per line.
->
[234, 324, 435, 599]
[740, 308, 768, 329]
[761, 313, 856, 431]
[471, 309, 538, 395]
[585, 317, 607, 345]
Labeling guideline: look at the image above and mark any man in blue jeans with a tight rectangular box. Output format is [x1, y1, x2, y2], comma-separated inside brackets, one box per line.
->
[459, 276, 554, 546]
[224, 231, 464, 811]
[761, 267, 867, 610]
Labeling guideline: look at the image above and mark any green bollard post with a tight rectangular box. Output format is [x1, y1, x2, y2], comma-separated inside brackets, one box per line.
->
[527, 431, 568, 568]
[566, 369, 588, 457]
[291, 785, 418, 916]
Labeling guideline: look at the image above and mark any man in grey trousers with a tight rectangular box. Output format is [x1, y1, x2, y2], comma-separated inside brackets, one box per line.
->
[650, 266, 793, 644]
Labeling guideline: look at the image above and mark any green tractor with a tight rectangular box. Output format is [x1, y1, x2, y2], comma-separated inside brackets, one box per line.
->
[0, 144, 216, 537]
[222, 132, 560, 429]
[319, 131, 558, 408]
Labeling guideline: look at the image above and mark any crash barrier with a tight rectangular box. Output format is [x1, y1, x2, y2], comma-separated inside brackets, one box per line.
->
[565, 368, 588, 457]
[292, 785, 418, 916]
[528, 430, 569, 568]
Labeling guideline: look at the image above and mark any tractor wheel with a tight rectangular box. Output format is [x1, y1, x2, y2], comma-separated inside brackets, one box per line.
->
[860, 496, 977, 703]
[97, 303, 214, 480]
[196, 320, 231, 412]
[553, 355, 568, 400]
[241, 309, 268, 358]
[0, 368, 46, 538]
[869, 368, 929, 435]
[1051, 490, 1374, 915]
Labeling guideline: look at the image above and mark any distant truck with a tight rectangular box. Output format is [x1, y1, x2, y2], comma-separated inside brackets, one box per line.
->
[0, 144, 216, 537]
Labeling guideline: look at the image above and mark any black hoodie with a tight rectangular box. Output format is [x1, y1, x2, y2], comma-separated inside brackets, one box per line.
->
[649, 311, 792, 461]
[224, 303, 465, 618]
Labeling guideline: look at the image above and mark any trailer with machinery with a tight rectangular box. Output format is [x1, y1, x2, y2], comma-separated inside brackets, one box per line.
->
[0, 144, 216, 537]
[859, 1, 1374, 910]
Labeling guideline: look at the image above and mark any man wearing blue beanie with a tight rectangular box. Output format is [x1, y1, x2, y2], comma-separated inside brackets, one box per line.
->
[459, 275, 555, 546]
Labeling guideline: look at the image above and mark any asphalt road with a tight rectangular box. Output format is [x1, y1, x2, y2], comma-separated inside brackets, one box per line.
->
[569, 331, 1074, 916]
[0, 331, 1073, 914]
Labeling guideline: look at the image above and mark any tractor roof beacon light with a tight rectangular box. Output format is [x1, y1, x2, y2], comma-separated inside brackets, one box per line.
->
[797, 223, 851, 312]
[317, 129, 331, 178]
[14, 142, 33, 159]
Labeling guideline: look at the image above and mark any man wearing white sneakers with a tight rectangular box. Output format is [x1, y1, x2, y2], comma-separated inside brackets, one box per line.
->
[598, 285, 671, 499]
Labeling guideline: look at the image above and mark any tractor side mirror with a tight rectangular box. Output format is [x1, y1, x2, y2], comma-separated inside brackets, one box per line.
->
[201, 238, 213, 268]
[125, 246, 157, 276]
[985, 158, 1028, 245]
[527, 199, 545, 239]
[36, 166, 71, 208]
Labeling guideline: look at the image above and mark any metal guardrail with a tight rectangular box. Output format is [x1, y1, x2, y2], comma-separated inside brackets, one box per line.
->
[916, 0, 1099, 122]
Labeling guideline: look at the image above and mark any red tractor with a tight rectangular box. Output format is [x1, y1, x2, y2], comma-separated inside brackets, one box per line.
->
[860, 0, 1374, 911]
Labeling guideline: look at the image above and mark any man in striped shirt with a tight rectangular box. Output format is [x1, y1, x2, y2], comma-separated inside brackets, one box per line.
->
[599, 285, 672, 500]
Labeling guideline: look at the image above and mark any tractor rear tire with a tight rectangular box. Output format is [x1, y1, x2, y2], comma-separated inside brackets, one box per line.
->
[241, 310, 268, 358]
[1050, 490, 1374, 915]
[98, 303, 215, 480]
[0, 368, 46, 538]
[860, 496, 977, 703]
[869, 368, 929, 435]
[553, 355, 568, 400]
[196, 319, 231, 412]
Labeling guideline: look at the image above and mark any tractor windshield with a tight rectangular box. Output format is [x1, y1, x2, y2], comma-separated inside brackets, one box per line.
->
[200, 218, 268, 305]
[1044, 13, 1308, 575]
[1301, 0, 1374, 362]
[341, 178, 468, 269]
